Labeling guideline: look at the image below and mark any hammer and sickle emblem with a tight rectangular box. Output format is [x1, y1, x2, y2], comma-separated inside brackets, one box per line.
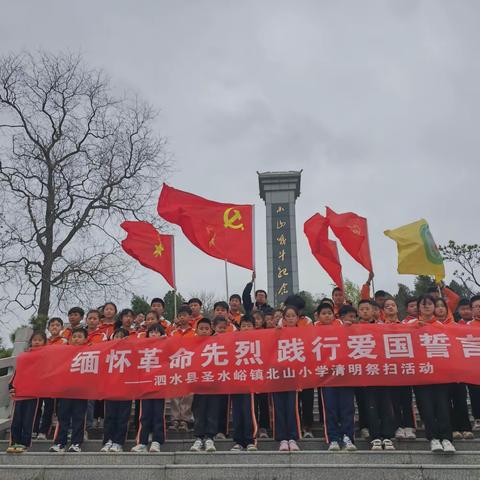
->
[223, 208, 244, 230]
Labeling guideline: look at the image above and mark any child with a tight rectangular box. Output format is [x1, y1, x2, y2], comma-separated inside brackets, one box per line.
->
[338, 305, 357, 324]
[264, 308, 276, 329]
[409, 295, 456, 453]
[357, 300, 396, 451]
[131, 325, 166, 453]
[35, 319, 66, 440]
[213, 316, 228, 334]
[6, 331, 46, 453]
[151, 297, 171, 331]
[315, 303, 356, 452]
[228, 294, 243, 328]
[332, 287, 346, 318]
[434, 298, 473, 440]
[230, 316, 258, 451]
[403, 297, 418, 322]
[97, 302, 118, 339]
[253, 311, 265, 329]
[137, 310, 161, 338]
[188, 298, 203, 328]
[169, 306, 195, 432]
[213, 301, 236, 333]
[50, 328, 89, 452]
[190, 318, 219, 452]
[101, 328, 132, 453]
[86, 309, 107, 345]
[61, 307, 85, 341]
[114, 308, 135, 333]
[273, 306, 301, 452]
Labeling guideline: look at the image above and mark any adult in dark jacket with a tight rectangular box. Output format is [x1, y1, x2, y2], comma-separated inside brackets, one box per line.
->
[242, 271, 271, 315]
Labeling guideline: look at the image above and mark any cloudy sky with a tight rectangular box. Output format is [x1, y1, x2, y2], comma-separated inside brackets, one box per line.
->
[1, 0, 479, 333]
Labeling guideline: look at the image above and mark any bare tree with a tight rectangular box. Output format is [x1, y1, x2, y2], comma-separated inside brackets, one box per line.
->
[0, 52, 170, 321]
[439, 241, 480, 295]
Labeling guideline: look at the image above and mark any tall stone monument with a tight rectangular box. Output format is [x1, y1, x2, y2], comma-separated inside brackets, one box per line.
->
[258, 171, 301, 306]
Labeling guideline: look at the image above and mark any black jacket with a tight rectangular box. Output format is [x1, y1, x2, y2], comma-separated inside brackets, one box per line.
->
[242, 282, 271, 315]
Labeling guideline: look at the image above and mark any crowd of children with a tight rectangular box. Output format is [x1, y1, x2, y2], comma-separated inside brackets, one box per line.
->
[7, 273, 480, 455]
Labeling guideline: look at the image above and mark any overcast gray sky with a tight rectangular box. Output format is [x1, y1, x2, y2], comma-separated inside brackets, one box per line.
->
[1, 0, 479, 333]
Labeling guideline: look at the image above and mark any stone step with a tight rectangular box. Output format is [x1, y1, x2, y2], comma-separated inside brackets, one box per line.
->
[1, 463, 480, 480]
[2, 438, 479, 452]
[1, 451, 480, 466]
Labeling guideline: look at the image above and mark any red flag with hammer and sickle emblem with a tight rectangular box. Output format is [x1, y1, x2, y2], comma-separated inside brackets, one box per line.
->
[157, 184, 254, 270]
[326, 207, 373, 273]
[304, 213, 343, 288]
[120, 221, 176, 288]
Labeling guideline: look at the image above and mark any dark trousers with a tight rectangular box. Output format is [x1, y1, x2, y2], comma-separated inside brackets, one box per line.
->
[298, 388, 314, 430]
[103, 400, 132, 445]
[137, 399, 165, 445]
[232, 393, 256, 447]
[192, 394, 220, 439]
[254, 393, 270, 430]
[55, 399, 87, 447]
[468, 384, 480, 419]
[362, 387, 395, 440]
[414, 385, 452, 441]
[10, 399, 38, 447]
[391, 386, 415, 429]
[317, 388, 325, 425]
[355, 387, 368, 430]
[217, 394, 229, 435]
[322, 387, 355, 443]
[272, 391, 299, 441]
[94, 400, 104, 419]
[448, 384, 471, 432]
[33, 398, 55, 436]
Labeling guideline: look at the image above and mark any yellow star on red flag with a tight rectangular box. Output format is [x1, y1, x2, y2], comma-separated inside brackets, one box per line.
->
[153, 242, 164, 257]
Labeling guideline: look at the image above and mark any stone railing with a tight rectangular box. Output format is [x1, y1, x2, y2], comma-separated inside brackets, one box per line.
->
[0, 327, 32, 432]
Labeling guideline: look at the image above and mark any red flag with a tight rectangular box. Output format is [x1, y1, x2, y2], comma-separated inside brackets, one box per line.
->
[326, 207, 373, 273]
[304, 213, 343, 288]
[120, 221, 175, 288]
[157, 184, 254, 270]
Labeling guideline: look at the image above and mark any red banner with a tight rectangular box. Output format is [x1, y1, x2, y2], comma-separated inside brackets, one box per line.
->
[13, 324, 480, 400]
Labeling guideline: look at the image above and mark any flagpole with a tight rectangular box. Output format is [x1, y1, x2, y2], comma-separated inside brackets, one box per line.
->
[174, 289, 177, 319]
[224, 259, 229, 299]
[252, 204, 256, 302]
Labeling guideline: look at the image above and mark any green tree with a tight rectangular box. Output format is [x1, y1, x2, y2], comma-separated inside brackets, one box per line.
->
[343, 279, 360, 306]
[439, 241, 480, 294]
[297, 291, 317, 319]
[164, 290, 186, 322]
[447, 279, 472, 299]
[131, 295, 151, 316]
[394, 283, 414, 319]
[413, 275, 436, 296]
[0, 337, 13, 376]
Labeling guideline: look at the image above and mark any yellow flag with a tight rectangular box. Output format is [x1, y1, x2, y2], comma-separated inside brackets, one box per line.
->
[384, 219, 445, 283]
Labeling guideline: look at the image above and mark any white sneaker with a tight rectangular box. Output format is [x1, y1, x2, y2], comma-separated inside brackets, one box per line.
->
[463, 431, 474, 440]
[190, 439, 203, 452]
[110, 443, 123, 453]
[288, 440, 300, 451]
[231, 443, 243, 451]
[442, 439, 456, 453]
[214, 433, 226, 440]
[149, 441, 161, 453]
[360, 428, 370, 439]
[452, 431, 463, 440]
[328, 441, 341, 451]
[49, 444, 65, 453]
[404, 428, 416, 440]
[100, 440, 113, 452]
[430, 439, 443, 452]
[204, 438, 216, 452]
[303, 430, 314, 439]
[246, 443, 257, 451]
[279, 440, 289, 451]
[473, 419, 480, 431]
[68, 444, 82, 453]
[371, 439, 382, 451]
[395, 427, 405, 439]
[343, 436, 357, 452]
[131, 444, 148, 453]
[383, 439, 395, 450]
[36, 433, 47, 440]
